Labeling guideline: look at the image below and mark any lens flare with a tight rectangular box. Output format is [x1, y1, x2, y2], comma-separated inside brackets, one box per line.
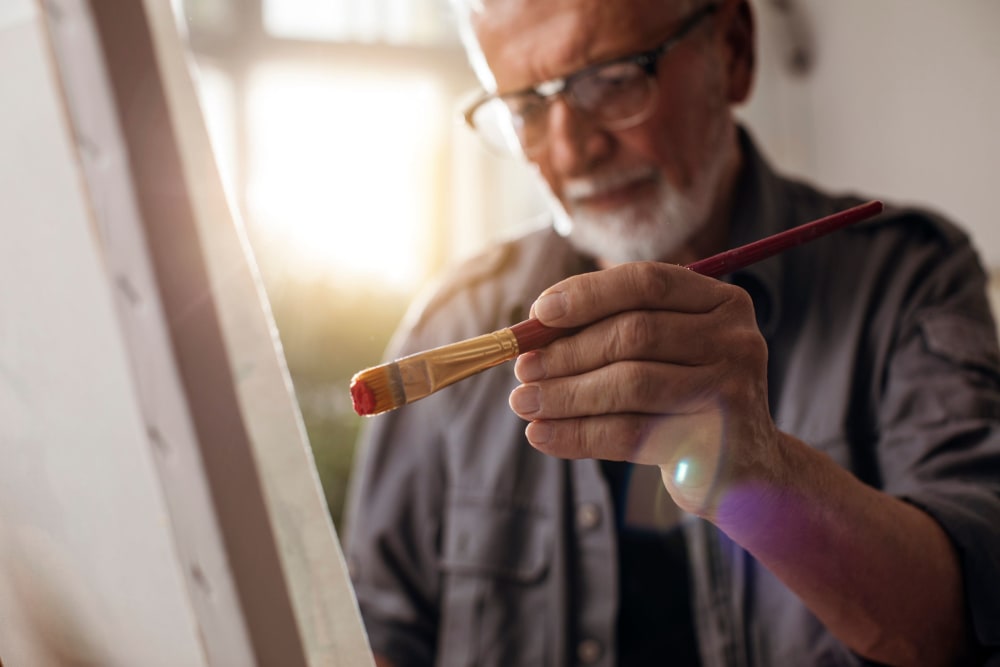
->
[675, 459, 690, 484]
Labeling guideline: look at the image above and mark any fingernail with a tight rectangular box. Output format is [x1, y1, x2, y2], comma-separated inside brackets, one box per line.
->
[514, 351, 546, 382]
[533, 292, 566, 322]
[509, 385, 541, 415]
[526, 421, 552, 445]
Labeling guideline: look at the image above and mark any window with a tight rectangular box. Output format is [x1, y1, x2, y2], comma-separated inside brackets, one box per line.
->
[245, 63, 445, 288]
[262, 0, 455, 44]
[175, 0, 542, 526]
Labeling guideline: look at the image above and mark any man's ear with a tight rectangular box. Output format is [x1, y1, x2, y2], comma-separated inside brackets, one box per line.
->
[722, 0, 755, 104]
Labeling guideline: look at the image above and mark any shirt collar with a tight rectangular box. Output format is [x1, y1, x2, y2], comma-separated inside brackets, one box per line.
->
[726, 127, 791, 339]
[537, 126, 792, 338]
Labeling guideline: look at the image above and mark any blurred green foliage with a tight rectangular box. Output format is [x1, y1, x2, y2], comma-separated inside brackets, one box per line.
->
[265, 275, 412, 529]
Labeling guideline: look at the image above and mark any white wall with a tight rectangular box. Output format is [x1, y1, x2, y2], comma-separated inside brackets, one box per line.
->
[742, 0, 1000, 267]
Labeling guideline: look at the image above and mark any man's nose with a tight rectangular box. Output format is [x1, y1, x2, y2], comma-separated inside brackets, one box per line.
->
[544, 97, 613, 174]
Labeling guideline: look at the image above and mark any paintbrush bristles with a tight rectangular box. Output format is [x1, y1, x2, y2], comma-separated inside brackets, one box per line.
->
[351, 328, 521, 416]
[351, 364, 405, 416]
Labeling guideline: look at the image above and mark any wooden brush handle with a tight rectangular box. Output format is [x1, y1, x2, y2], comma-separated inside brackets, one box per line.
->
[510, 318, 577, 353]
[509, 200, 883, 354]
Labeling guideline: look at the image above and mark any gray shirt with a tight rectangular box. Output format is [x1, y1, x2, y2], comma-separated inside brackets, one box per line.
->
[345, 132, 1000, 666]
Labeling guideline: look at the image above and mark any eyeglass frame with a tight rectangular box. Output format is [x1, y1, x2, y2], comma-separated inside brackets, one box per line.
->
[461, 2, 721, 155]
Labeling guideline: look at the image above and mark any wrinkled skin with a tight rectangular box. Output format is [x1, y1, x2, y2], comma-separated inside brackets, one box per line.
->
[509, 261, 779, 518]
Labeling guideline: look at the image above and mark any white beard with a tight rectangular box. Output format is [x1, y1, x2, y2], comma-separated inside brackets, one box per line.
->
[542, 128, 732, 266]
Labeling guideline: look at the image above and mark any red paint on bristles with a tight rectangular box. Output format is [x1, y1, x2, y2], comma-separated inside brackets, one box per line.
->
[351, 378, 377, 416]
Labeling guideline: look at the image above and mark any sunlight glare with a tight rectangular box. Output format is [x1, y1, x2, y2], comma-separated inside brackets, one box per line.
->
[247, 64, 444, 289]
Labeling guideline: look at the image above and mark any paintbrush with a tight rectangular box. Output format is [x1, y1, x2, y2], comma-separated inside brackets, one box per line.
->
[351, 199, 884, 416]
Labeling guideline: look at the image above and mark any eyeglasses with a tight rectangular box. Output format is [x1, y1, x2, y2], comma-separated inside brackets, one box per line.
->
[462, 3, 719, 157]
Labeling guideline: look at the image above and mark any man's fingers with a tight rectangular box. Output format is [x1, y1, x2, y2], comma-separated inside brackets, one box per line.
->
[509, 361, 718, 419]
[522, 411, 726, 473]
[530, 261, 730, 328]
[514, 309, 721, 382]
[523, 413, 653, 462]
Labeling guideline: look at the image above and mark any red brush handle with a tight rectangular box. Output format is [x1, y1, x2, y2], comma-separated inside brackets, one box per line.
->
[685, 199, 883, 277]
[510, 200, 883, 354]
[509, 318, 576, 352]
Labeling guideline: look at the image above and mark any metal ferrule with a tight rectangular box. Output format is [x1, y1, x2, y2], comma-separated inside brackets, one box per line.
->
[396, 328, 520, 403]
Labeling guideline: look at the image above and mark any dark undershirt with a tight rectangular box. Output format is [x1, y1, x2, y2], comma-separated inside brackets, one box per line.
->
[600, 459, 702, 667]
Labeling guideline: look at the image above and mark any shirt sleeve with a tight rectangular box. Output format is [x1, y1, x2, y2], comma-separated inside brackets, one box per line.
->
[875, 235, 1000, 652]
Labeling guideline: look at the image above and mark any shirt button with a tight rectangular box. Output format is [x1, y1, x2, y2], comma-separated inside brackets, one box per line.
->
[576, 503, 602, 530]
[577, 638, 603, 664]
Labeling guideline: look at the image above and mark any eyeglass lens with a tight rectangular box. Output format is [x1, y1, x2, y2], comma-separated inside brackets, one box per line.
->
[478, 60, 655, 154]
[467, 4, 720, 156]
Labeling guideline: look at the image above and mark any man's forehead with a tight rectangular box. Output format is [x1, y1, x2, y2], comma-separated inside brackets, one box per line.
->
[472, 0, 689, 34]
[469, 0, 694, 16]
[472, 0, 690, 86]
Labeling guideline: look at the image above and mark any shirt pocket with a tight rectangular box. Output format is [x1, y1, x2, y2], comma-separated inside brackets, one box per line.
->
[437, 494, 553, 667]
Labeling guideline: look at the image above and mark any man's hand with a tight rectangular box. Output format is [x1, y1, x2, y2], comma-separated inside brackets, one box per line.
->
[508, 261, 782, 517]
[509, 261, 972, 666]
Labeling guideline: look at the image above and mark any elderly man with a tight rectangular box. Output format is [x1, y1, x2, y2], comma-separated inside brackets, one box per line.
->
[346, 0, 1000, 665]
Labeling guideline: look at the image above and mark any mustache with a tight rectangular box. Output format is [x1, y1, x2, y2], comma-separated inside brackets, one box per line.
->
[562, 166, 660, 201]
